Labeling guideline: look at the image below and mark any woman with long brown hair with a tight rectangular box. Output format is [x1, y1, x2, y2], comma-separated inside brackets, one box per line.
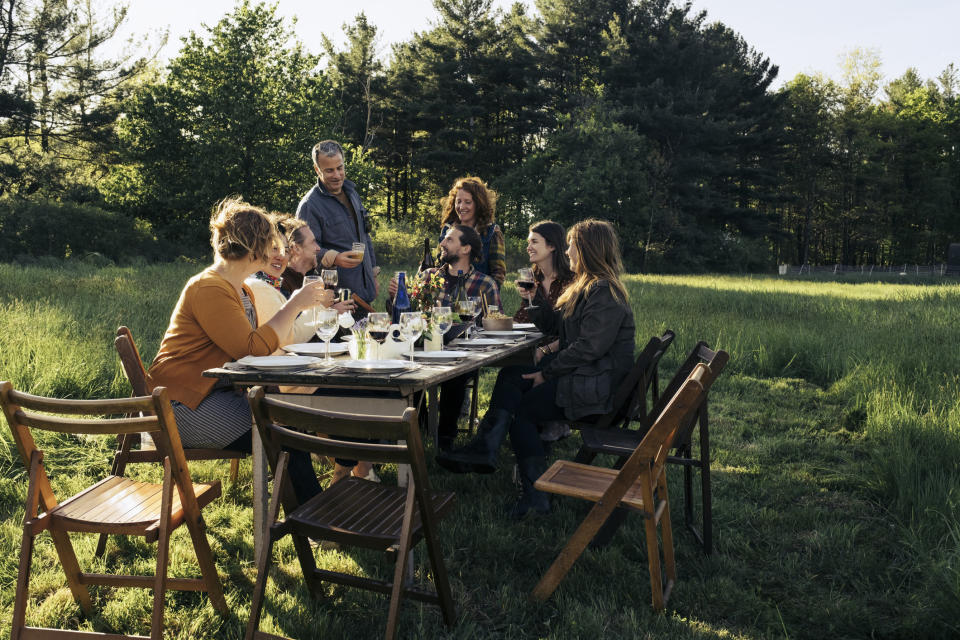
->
[513, 220, 574, 322]
[438, 176, 506, 287]
[438, 219, 635, 518]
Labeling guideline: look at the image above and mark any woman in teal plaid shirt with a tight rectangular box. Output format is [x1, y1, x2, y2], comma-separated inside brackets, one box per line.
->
[438, 176, 506, 290]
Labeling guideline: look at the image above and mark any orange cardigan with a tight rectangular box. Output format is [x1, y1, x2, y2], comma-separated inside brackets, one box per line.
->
[147, 268, 279, 409]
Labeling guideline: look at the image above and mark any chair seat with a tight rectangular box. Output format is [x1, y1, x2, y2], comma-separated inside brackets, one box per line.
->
[535, 460, 648, 510]
[579, 427, 645, 457]
[52, 475, 221, 538]
[285, 477, 455, 549]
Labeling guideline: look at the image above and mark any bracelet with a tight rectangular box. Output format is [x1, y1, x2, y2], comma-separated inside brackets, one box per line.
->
[538, 346, 549, 356]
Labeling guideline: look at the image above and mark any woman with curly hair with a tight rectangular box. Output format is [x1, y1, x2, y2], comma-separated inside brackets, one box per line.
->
[148, 197, 331, 502]
[438, 176, 505, 288]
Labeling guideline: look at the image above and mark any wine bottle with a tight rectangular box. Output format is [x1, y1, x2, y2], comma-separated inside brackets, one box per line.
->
[392, 271, 411, 324]
[419, 237, 436, 272]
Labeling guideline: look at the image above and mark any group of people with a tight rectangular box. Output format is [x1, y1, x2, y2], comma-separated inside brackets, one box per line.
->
[147, 139, 635, 519]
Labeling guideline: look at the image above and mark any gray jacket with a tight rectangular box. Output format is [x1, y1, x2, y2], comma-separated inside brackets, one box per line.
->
[538, 281, 635, 420]
[295, 178, 378, 302]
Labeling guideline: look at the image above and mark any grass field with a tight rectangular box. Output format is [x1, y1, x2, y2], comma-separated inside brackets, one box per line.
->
[1, 261, 959, 639]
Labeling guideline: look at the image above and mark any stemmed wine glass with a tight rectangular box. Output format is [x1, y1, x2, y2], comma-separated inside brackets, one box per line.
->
[432, 306, 452, 351]
[302, 274, 323, 324]
[454, 299, 476, 340]
[517, 268, 536, 309]
[366, 312, 390, 360]
[321, 269, 338, 298]
[314, 308, 339, 364]
[468, 296, 483, 328]
[399, 312, 424, 357]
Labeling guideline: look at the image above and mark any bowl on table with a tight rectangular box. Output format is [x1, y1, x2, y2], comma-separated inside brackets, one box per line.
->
[482, 316, 513, 331]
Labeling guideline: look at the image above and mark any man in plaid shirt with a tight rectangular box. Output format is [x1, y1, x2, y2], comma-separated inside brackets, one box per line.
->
[389, 225, 501, 450]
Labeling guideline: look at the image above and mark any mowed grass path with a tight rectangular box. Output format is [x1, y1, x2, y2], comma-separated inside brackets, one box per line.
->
[0, 262, 958, 639]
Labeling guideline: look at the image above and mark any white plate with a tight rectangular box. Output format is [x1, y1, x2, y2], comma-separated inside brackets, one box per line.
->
[479, 331, 527, 339]
[455, 338, 512, 347]
[236, 355, 322, 370]
[513, 323, 537, 330]
[338, 359, 415, 373]
[402, 350, 470, 362]
[282, 342, 349, 356]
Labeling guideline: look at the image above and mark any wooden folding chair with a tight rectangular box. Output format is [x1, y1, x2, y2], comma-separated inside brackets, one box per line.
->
[245, 387, 457, 640]
[111, 326, 245, 482]
[577, 341, 729, 553]
[0, 382, 228, 640]
[531, 361, 724, 610]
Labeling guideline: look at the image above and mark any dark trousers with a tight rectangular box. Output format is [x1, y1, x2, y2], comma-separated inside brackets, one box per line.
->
[488, 360, 564, 460]
[225, 431, 321, 504]
[437, 374, 471, 444]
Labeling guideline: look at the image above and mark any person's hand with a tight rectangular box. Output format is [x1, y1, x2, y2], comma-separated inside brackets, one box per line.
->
[290, 280, 330, 311]
[375, 278, 380, 296]
[334, 252, 363, 269]
[332, 300, 356, 314]
[522, 371, 545, 387]
[387, 277, 398, 298]
[520, 283, 537, 302]
[533, 346, 546, 365]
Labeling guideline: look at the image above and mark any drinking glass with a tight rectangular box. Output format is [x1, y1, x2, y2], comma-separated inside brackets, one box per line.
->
[302, 274, 323, 324]
[399, 312, 424, 356]
[517, 267, 536, 309]
[321, 269, 338, 289]
[432, 306, 452, 350]
[468, 296, 483, 327]
[366, 312, 390, 360]
[314, 308, 339, 364]
[454, 299, 476, 339]
[351, 242, 366, 261]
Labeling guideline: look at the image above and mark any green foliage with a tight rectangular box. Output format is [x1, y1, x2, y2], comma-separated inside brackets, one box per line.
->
[1, 265, 959, 636]
[112, 1, 340, 243]
[0, 199, 171, 263]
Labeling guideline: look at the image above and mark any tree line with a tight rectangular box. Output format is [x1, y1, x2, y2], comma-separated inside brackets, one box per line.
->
[1, 0, 957, 270]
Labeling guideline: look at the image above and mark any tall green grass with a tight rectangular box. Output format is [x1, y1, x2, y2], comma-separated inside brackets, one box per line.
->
[1, 263, 958, 637]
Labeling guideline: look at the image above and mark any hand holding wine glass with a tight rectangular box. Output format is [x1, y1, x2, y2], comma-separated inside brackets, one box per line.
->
[517, 268, 537, 309]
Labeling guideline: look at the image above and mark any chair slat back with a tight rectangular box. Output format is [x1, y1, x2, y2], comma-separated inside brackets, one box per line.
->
[0, 382, 201, 517]
[636, 362, 722, 471]
[596, 330, 675, 429]
[643, 342, 728, 431]
[248, 388, 419, 467]
[115, 326, 152, 397]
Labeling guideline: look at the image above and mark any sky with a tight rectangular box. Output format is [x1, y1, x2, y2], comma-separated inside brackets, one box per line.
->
[111, 0, 959, 89]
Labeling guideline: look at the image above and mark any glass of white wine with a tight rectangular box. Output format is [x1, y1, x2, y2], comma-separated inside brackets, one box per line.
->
[302, 274, 322, 325]
[432, 306, 452, 351]
[399, 312, 424, 356]
[314, 308, 339, 364]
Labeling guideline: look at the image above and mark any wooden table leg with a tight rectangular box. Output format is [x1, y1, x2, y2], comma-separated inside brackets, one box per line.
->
[428, 385, 439, 446]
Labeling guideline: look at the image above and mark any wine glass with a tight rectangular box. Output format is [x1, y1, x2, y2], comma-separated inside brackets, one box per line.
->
[399, 312, 424, 356]
[468, 295, 483, 328]
[314, 308, 339, 364]
[432, 306, 452, 351]
[302, 274, 323, 324]
[366, 312, 390, 360]
[454, 299, 475, 339]
[517, 267, 536, 309]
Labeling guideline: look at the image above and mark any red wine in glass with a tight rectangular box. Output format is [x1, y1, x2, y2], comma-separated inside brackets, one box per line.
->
[368, 329, 389, 343]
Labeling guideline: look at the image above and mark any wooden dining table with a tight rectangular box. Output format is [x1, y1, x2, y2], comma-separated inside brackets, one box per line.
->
[203, 331, 544, 556]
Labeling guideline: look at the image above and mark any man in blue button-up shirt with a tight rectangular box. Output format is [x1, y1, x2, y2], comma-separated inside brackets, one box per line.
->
[296, 140, 380, 310]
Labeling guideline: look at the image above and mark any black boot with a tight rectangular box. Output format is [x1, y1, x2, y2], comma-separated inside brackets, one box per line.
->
[436, 409, 511, 474]
[510, 456, 550, 519]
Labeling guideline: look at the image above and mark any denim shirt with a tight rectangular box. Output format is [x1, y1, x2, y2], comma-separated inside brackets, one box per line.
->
[296, 178, 378, 302]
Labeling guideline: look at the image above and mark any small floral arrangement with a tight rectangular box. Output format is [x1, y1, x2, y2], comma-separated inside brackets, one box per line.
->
[350, 317, 368, 360]
[410, 270, 445, 312]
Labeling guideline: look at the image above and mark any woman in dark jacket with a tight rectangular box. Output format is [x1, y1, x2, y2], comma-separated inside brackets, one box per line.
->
[438, 219, 635, 518]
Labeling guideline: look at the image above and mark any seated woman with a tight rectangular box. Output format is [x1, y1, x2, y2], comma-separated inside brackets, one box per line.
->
[147, 197, 331, 504]
[245, 215, 355, 346]
[438, 176, 505, 289]
[437, 219, 636, 519]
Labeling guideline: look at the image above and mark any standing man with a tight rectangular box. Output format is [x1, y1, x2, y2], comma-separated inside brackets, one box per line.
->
[296, 140, 379, 311]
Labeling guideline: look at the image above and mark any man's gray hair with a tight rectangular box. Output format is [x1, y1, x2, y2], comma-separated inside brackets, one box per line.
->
[312, 140, 344, 166]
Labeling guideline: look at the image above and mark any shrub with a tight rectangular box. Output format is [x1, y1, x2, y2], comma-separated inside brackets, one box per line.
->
[0, 199, 173, 262]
